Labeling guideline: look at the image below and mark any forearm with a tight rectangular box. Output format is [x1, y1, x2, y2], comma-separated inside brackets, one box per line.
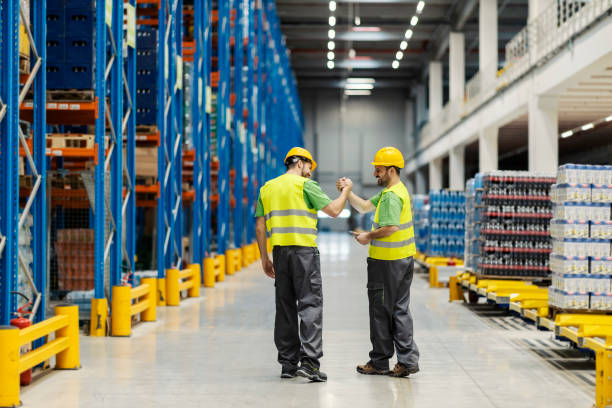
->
[367, 226, 398, 239]
[348, 192, 374, 214]
[255, 218, 269, 260]
[327, 188, 351, 217]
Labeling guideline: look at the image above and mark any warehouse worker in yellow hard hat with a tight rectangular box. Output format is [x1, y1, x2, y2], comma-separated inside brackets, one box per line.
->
[255, 147, 353, 382]
[338, 146, 420, 378]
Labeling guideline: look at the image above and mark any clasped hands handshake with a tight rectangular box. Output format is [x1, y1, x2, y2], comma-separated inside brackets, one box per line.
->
[335, 177, 371, 246]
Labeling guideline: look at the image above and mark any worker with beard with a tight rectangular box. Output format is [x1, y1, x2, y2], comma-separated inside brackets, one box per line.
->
[337, 146, 419, 378]
[256, 147, 353, 382]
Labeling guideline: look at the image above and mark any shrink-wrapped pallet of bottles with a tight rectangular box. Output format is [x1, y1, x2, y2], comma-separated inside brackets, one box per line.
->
[464, 175, 483, 271]
[412, 195, 429, 254]
[427, 190, 465, 258]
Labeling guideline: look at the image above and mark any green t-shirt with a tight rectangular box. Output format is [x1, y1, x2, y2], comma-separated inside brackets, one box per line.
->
[369, 190, 402, 227]
[255, 179, 332, 217]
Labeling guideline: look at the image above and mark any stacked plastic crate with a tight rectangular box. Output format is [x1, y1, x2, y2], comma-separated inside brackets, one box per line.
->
[479, 172, 555, 277]
[412, 195, 429, 254]
[548, 165, 612, 311]
[136, 26, 158, 125]
[464, 175, 483, 271]
[46, 0, 95, 89]
[427, 190, 465, 258]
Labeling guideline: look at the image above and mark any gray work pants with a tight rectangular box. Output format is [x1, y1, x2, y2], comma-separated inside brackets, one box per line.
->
[367, 256, 419, 370]
[273, 246, 323, 369]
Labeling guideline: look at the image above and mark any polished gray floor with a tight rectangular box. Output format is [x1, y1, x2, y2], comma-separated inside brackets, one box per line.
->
[24, 233, 594, 407]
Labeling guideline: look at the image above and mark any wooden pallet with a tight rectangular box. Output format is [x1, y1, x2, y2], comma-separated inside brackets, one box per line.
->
[136, 176, 156, 186]
[19, 57, 30, 75]
[47, 134, 95, 149]
[135, 125, 159, 134]
[47, 89, 95, 102]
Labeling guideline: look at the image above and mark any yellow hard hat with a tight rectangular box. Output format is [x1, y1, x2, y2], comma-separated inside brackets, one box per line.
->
[285, 147, 317, 171]
[371, 146, 404, 168]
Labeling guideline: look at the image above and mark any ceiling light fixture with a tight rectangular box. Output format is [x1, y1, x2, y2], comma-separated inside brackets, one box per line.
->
[349, 49, 356, 59]
[606, 115, 612, 122]
[329, 0, 336, 11]
[392, 60, 399, 69]
[345, 90, 372, 96]
[581, 123, 595, 131]
[346, 78, 376, 84]
[328, 29, 335, 39]
[345, 83, 374, 90]
[561, 130, 573, 138]
[327, 51, 335, 60]
[410, 16, 419, 26]
[328, 41, 335, 50]
[355, 16, 361, 26]
[400, 41, 407, 50]
[329, 16, 336, 26]
[396, 51, 404, 60]
[352, 26, 381, 32]
[405, 29, 413, 39]
[327, 60, 335, 70]
[416, 1, 425, 14]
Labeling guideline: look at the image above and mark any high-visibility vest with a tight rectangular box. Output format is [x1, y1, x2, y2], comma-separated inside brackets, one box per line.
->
[369, 181, 416, 260]
[260, 173, 318, 247]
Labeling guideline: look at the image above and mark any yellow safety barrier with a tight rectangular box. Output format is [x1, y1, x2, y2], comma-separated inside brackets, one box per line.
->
[90, 297, 108, 337]
[226, 249, 242, 276]
[166, 264, 201, 306]
[203, 254, 226, 287]
[0, 305, 79, 407]
[111, 278, 157, 336]
[448, 275, 464, 302]
[241, 243, 257, 267]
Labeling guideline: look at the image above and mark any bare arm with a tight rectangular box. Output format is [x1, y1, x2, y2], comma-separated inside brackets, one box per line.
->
[347, 191, 376, 214]
[320, 184, 352, 218]
[256, 217, 274, 278]
[353, 225, 399, 245]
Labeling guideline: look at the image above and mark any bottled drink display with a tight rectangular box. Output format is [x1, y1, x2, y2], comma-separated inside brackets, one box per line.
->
[427, 190, 465, 258]
[464, 177, 482, 271]
[412, 195, 429, 254]
[548, 164, 612, 311]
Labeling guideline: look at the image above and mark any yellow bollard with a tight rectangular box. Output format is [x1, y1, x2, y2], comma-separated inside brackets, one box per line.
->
[203, 257, 216, 287]
[253, 242, 261, 260]
[226, 249, 236, 276]
[216, 254, 226, 282]
[266, 240, 272, 254]
[55, 305, 80, 369]
[235, 250, 242, 272]
[0, 326, 20, 407]
[90, 297, 108, 337]
[241, 246, 249, 267]
[141, 278, 157, 322]
[166, 269, 181, 306]
[188, 264, 201, 298]
[157, 278, 167, 306]
[448, 276, 464, 302]
[111, 286, 132, 337]
[429, 266, 438, 288]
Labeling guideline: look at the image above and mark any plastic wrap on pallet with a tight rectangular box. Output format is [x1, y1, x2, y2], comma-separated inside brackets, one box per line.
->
[412, 195, 428, 254]
[427, 190, 465, 258]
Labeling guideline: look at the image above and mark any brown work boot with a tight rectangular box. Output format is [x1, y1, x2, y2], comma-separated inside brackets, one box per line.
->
[356, 361, 390, 375]
[389, 362, 419, 378]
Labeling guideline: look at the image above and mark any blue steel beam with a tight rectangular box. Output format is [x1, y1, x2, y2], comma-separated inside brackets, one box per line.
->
[174, 0, 183, 268]
[192, 0, 204, 267]
[0, 0, 19, 324]
[125, 0, 137, 281]
[203, 0, 212, 259]
[245, 0, 256, 245]
[233, 0, 245, 251]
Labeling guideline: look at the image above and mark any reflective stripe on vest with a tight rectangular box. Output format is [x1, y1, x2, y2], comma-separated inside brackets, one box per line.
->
[260, 174, 318, 247]
[369, 182, 417, 261]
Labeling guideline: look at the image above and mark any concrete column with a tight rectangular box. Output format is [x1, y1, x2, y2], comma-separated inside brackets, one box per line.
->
[449, 32, 465, 105]
[415, 84, 427, 129]
[429, 61, 443, 120]
[404, 99, 415, 155]
[416, 167, 427, 194]
[479, 0, 498, 88]
[429, 157, 443, 191]
[479, 126, 498, 172]
[449, 145, 465, 190]
[528, 94, 559, 173]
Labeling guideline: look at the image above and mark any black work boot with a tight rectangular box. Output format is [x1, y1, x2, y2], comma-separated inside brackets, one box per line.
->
[296, 362, 327, 382]
[281, 366, 298, 379]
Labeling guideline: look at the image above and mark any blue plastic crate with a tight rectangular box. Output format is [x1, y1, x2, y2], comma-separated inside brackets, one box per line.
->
[136, 27, 158, 50]
[66, 0, 94, 8]
[136, 107, 157, 125]
[66, 36, 94, 64]
[66, 8, 94, 36]
[65, 64, 94, 90]
[136, 49, 158, 68]
[46, 65, 64, 89]
[136, 69, 158, 88]
[47, 0, 66, 10]
[46, 36, 65, 63]
[46, 10, 65, 35]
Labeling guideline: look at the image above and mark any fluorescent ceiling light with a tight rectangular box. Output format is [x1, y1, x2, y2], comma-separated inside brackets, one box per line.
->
[416, 1, 425, 14]
[581, 123, 594, 131]
[328, 29, 335, 39]
[606, 115, 612, 122]
[329, 1, 336, 11]
[352, 26, 381, 32]
[561, 130, 573, 138]
[344, 90, 372, 96]
[400, 41, 408, 50]
[346, 78, 375, 84]
[392, 60, 399, 69]
[329, 16, 336, 26]
[327, 51, 335, 60]
[327, 41, 335, 50]
[355, 16, 361, 26]
[345, 83, 374, 90]
[411, 16, 419, 26]
[327, 60, 334, 69]
[349, 49, 356, 59]
[396, 51, 404, 60]
[405, 29, 413, 39]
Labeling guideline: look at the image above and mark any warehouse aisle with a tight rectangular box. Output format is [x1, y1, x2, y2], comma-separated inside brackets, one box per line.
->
[23, 233, 593, 408]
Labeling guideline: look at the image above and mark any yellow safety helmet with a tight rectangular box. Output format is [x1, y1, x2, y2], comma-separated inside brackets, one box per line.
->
[285, 147, 317, 171]
[371, 146, 404, 168]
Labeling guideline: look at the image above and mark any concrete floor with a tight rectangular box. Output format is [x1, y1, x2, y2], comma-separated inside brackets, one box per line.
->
[23, 233, 595, 407]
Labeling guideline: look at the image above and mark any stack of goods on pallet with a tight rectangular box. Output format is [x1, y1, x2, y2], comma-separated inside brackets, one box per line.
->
[412, 195, 429, 254]
[464, 175, 483, 271]
[46, 0, 95, 90]
[55, 229, 95, 291]
[479, 171, 555, 277]
[548, 164, 612, 310]
[136, 26, 158, 125]
[427, 190, 465, 258]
